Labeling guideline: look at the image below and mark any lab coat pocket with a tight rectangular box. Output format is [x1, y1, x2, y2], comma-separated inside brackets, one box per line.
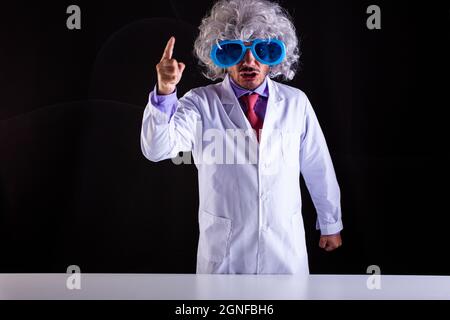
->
[198, 210, 232, 264]
[281, 130, 300, 168]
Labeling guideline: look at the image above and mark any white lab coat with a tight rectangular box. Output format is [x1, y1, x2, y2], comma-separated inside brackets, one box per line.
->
[141, 75, 342, 274]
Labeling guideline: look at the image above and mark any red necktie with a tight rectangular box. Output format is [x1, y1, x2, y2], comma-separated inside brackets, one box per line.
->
[240, 93, 263, 142]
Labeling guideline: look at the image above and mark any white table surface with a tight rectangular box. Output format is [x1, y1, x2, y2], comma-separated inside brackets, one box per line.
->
[0, 274, 449, 300]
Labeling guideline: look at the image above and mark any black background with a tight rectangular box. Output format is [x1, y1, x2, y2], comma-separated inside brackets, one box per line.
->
[0, 0, 449, 274]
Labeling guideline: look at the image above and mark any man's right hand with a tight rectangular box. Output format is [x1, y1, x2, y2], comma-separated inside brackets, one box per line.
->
[156, 36, 185, 95]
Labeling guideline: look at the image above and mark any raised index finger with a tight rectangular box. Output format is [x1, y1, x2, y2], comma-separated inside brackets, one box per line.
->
[161, 36, 175, 61]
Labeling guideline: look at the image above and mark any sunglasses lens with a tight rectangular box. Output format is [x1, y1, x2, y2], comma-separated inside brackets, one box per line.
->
[215, 43, 243, 67]
[254, 41, 283, 64]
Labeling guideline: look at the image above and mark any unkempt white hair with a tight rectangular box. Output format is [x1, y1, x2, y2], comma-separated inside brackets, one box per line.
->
[193, 0, 300, 81]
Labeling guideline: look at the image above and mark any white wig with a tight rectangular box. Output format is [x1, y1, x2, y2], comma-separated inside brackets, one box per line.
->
[194, 0, 300, 81]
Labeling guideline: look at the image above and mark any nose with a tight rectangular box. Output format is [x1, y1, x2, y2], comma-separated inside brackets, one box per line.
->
[243, 48, 256, 64]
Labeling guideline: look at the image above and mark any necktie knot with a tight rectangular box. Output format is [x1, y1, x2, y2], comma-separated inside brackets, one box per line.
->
[241, 93, 260, 112]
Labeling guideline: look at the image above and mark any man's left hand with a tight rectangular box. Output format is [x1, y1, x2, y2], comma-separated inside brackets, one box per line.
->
[319, 233, 342, 252]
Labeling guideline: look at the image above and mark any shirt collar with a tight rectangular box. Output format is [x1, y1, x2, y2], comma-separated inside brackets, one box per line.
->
[229, 75, 269, 99]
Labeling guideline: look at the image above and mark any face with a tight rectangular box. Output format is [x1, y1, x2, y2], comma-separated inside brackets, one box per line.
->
[227, 42, 270, 90]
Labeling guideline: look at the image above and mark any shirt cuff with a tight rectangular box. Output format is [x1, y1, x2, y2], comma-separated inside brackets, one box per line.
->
[149, 85, 178, 117]
[316, 219, 343, 235]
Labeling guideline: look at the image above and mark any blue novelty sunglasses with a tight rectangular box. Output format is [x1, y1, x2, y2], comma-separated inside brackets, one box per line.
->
[210, 39, 286, 68]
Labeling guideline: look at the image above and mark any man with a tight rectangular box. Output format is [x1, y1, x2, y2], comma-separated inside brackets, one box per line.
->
[141, 0, 343, 274]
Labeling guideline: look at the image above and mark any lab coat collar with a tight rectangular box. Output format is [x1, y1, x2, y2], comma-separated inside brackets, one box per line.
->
[219, 74, 284, 144]
[220, 74, 283, 106]
[229, 76, 269, 99]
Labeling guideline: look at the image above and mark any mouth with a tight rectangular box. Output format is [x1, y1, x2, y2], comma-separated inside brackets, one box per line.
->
[239, 71, 259, 81]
